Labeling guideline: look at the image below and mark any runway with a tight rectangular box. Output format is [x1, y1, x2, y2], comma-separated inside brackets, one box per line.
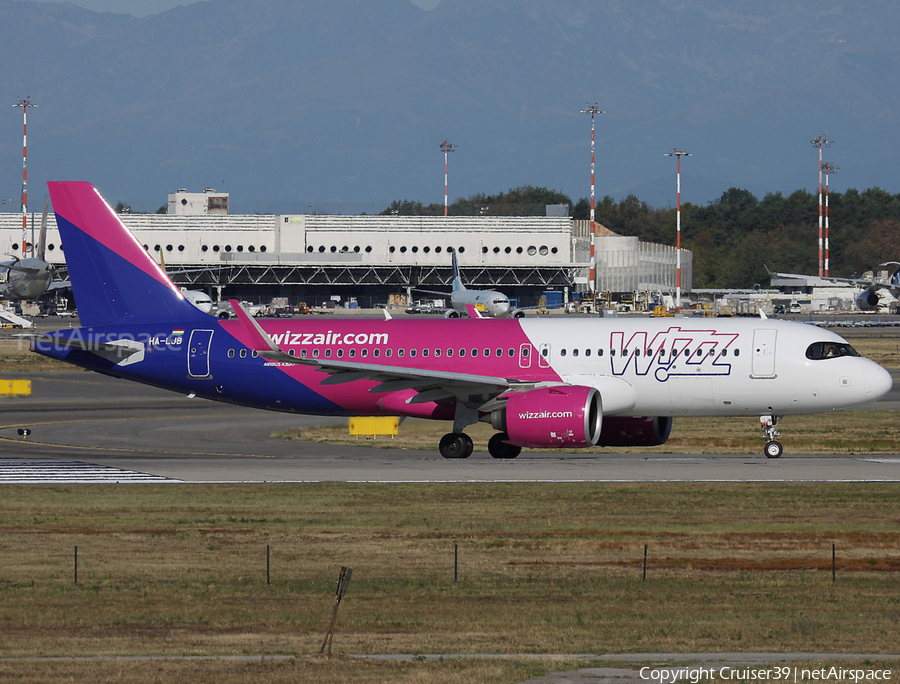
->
[0, 371, 897, 483]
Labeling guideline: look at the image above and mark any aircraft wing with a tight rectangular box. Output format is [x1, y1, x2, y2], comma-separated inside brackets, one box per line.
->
[229, 299, 521, 406]
[411, 287, 450, 298]
[766, 266, 890, 290]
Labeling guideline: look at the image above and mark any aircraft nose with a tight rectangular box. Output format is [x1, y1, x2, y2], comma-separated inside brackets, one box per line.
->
[864, 363, 893, 402]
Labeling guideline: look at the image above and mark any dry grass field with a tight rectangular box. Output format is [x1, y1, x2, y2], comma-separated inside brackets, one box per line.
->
[2, 484, 900, 682]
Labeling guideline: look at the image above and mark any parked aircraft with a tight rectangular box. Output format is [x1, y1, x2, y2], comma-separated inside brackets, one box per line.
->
[34, 182, 892, 459]
[768, 263, 900, 311]
[416, 249, 525, 318]
[1, 200, 64, 302]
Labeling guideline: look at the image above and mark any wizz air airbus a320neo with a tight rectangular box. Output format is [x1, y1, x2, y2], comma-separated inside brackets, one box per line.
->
[34, 182, 893, 459]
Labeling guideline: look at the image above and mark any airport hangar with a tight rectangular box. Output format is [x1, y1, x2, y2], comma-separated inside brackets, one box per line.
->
[0, 190, 692, 309]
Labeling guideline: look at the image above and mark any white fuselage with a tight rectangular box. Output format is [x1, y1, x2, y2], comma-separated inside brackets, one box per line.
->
[517, 317, 891, 417]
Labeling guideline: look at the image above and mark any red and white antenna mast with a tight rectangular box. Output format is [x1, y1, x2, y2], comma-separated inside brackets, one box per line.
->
[665, 149, 691, 309]
[811, 134, 833, 277]
[823, 162, 839, 278]
[440, 139, 457, 217]
[580, 103, 604, 293]
[13, 97, 37, 257]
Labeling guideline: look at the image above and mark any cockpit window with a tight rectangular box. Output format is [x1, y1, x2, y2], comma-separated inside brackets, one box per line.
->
[805, 342, 861, 360]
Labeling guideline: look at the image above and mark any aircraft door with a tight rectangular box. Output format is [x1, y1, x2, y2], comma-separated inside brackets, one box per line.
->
[750, 329, 777, 378]
[538, 343, 551, 368]
[188, 329, 214, 378]
[519, 343, 533, 369]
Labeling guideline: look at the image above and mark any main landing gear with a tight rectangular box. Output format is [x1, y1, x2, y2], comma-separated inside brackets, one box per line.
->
[759, 414, 783, 459]
[438, 432, 523, 459]
[439, 432, 474, 459]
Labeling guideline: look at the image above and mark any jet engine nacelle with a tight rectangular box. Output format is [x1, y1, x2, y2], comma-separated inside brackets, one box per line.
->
[444, 309, 463, 318]
[511, 308, 526, 319]
[597, 416, 673, 447]
[856, 289, 880, 311]
[491, 385, 602, 448]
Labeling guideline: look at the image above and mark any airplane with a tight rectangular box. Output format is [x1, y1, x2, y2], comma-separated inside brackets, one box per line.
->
[31, 182, 892, 460]
[767, 263, 900, 311]
[1, 199, 61, 302]
[415, 249, 526, 318]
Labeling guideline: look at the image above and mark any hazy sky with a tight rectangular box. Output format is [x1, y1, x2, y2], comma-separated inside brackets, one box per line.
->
[29, 0, 441, 18]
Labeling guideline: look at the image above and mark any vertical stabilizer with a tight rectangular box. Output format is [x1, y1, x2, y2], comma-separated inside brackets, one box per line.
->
[451, 249, 466, 292]
[48, 181, 209, 327]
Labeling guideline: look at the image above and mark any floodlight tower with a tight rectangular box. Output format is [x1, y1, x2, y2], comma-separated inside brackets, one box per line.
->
[811, 134, 833, 277]
[440, 139, 457, 217]
[823, 162, 839, 278]
[580, 103, 604, 293]
[665, 149, 691, 309]
[13, 97, 37, 257]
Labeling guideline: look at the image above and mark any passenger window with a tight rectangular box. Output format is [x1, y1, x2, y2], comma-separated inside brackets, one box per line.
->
[239, 349, 247, 359]
[734, 349, 740, 357]
[459, 349, 465, 357]
[227, 349, 235, 358]
[288, 349, 295, 357]
[373, 349, 380, 358]
[300, 349, 308, 358]
[508, 349, 515, 357]
[495, 348, 502, 357]
[472, 349, 478, 357]
[598, 349, 604, 357]
[572, 349, 579, 357]
[434, 348, 441, 358]
[385, 349, 392, 358]
[313, 349, 320, 358]
[541, 348, 548, 357]
[410, 349, 417, 358]
[361, 349, 368, 358]
[348, 349, 356, 358]
[337, 349, 344, 358]
[447, 349, 453, 358]
[484, 348, 490, 357]
[398, 349, 405, 358]
[561, 349, 567, 357]
[422, 348, 429, 358]
[325, 349, 332, 358]
[251, 350, 258, 358]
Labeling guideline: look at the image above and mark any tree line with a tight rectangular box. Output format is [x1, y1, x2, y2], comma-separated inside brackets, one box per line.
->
[382, 185, 900, 288]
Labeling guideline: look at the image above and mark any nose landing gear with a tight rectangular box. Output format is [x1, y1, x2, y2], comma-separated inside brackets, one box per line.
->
[760, 414, 783, 458]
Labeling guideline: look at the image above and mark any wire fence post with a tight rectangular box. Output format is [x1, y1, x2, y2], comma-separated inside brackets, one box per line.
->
[643, 544, 647, 582]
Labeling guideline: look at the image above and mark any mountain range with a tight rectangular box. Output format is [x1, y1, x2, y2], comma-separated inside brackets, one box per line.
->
[1, 0, 899, 214]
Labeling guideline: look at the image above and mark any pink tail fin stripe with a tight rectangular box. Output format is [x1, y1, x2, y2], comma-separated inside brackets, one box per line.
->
[49, 181, 182, 296]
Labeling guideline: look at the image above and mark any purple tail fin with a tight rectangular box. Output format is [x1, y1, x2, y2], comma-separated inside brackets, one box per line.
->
[48, 181, 209, 327]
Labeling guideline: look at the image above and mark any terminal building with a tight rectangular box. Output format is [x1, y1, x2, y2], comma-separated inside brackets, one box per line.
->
[1, 197, 692, 309]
